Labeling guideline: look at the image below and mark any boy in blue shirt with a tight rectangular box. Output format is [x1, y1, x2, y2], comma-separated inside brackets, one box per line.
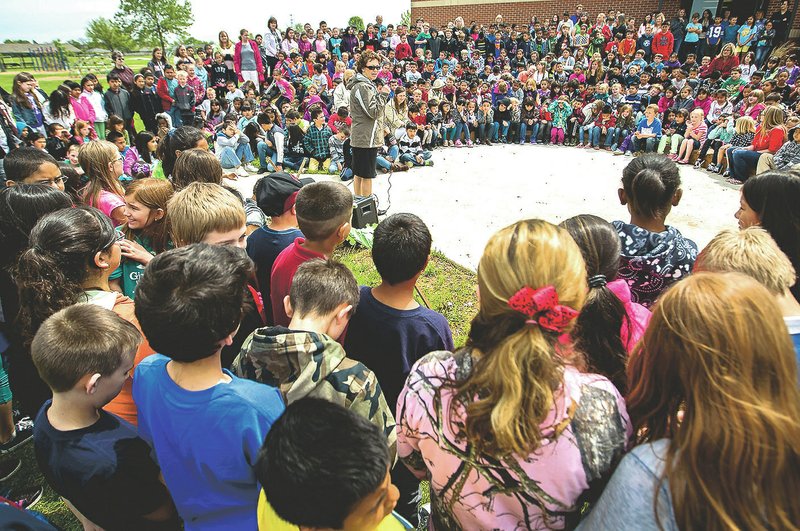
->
[133, 244, 285, 531]
[722, 16, 740, 45]
[706, 15, 724, 55]
[32, 305, 178, 531]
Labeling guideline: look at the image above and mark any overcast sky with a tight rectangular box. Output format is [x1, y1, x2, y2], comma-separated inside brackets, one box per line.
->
[2, 0, 409, 43]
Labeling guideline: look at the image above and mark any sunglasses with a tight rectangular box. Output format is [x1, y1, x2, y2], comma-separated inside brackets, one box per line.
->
[364, 65, 380, 70]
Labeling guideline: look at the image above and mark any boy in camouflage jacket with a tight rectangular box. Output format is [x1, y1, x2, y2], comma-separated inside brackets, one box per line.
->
[232, 258, 397, 459]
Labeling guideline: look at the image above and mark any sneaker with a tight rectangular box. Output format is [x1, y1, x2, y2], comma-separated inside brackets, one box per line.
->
[424, 159, 434, 166]
[594, 146, 600, 150]
[390, 162, 409, 172]
[244, 164, 259, 173]
[466, 140, 473, 148]
[484, 140, 493, 146]
[722, 169, 731, 178]
[707, 163, 717, 173]
[2, 486, 44, 511]
[530, 139, 537, 144]
[625, 151, 633, 156]
[611, 144, 618, 151]
[454, 140, 463, 147]
[0, 457, 21, 481]
[257, 167, 270, 174]
[234, 166, 249, 178]
[613, 150, 624, 156]
[405, 161, 414, 169]
[694, 159, 703, 168]
[575, 143, 584, 148]
[0, 418, 33, 454]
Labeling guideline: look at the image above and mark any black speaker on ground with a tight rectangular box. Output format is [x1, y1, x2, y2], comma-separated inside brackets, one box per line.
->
[352, 195, 378, 228]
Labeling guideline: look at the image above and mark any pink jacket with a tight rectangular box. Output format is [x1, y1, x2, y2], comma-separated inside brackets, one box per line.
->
[233, 39, 264, 83]
[607, 278, 651, 352]
[71, 94, 96, 124]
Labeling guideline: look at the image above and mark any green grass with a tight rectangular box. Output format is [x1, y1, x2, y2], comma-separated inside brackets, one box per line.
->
[11, 245, 474, 528]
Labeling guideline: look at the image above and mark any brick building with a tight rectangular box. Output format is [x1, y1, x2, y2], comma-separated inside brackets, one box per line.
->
[410, 0, 800, 39]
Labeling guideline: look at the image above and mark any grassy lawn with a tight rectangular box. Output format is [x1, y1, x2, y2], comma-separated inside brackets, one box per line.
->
[7, 244, 476, 529]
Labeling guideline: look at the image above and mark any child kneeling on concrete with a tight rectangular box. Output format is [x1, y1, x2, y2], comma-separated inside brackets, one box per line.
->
[233, 258, 396, 457]
[32, 305, 178, 530]
[255, 398, 411, 530]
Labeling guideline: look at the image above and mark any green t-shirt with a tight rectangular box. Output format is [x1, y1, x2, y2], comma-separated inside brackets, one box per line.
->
[109, 232, 158, 299]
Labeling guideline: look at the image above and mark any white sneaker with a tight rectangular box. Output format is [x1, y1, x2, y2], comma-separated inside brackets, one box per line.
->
[244, 164, 259, 173]
[235, 166, 249, 177]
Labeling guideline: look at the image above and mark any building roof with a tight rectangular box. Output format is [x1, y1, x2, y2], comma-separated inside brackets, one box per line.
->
[0, 43, 80, 55]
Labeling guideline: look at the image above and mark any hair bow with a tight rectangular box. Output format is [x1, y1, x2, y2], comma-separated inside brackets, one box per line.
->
[507, 285, 578, 332]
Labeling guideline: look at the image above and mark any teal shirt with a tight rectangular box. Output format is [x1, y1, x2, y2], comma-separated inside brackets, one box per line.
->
[109, 233, 159, 299]
[684, 22, 701, 43]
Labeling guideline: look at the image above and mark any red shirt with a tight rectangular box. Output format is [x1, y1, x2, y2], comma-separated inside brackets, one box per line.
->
[269, 238, 326, 327]
[327, 114, 352, 133]
[395, 43, 412, 60]
[752, 125, 787, 153]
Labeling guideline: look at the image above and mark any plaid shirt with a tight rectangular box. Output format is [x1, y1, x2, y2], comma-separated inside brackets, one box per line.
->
[302, 123, 333, 159]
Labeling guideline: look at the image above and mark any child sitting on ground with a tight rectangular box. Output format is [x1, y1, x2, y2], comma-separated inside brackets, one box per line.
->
[133, 244, 285, 530]
[328, 125, 349, 175]
[270, 181, 353, 327]
[247, 173, 305, 325]
[233, 258, 396, 454]
[397, 122, 434, 167]
[255, 399, 409, 531]
[613, 154, 698, 307]
[32, 305, 178, 530]
[216, 120, 258, 177]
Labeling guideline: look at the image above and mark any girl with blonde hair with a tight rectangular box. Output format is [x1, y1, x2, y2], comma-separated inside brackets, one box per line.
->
[710, 115, 756, 173]
[79, 140, 126, 225]
[580, 272, 800, 530]
[398, 219, 630, 530]
[725, 105, 786, 183]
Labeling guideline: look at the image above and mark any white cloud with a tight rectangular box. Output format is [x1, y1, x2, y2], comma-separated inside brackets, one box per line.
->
[1, 0, 408, 43]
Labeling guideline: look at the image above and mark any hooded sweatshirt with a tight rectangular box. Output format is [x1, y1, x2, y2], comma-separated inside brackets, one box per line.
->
[347, 72, 388, 148]
[612, 221, 698, 308]
[232, 327, 397, 459]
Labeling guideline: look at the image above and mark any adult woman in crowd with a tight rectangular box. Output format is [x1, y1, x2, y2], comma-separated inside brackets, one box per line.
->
[109, 51, 135, 91]
[347, 50, 390, 199]
[383, 86, 408, 135]
[701, 43, 740, 78]
[215, 31, 237, 72]
[398, 219, 630, 530]
[579, 272, 800, 530]
[736, 170, 800, 302]
[235, 29, 265, 91]
[263, 17, 282, 77]
[173, 44, 194, 67]
[147, 47, 167, 79]
[725, 105, 786, 183]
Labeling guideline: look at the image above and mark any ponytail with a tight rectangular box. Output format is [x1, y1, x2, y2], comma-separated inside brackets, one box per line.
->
[621, 154, 681, 219]
[15, 247, 82, 346]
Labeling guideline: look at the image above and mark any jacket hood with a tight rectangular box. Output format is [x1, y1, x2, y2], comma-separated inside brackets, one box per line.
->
[346, 72, 373, 90]
[234, 327, 346, 403]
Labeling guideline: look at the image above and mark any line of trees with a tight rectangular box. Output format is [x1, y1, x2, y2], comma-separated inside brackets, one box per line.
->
[80, 0, 194, 54]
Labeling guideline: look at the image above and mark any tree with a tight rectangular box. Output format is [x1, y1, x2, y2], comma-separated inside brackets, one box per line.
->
[114, 0, 194, 54]
[348, 16, 365, 31]
[86, 17, 134, 53]
[400, 10, 411, 27]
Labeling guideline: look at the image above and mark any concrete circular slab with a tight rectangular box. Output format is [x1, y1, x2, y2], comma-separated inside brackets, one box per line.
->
[229, 145, 741, 270]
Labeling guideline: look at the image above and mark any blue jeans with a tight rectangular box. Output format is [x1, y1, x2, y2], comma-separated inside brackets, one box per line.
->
[754, 46, 771, 67]
[386, 144, 399, 161]
[578, 124, 592, 144]
[329, 160, 341, 174]
[167, 107, 182, 127]
[492, 121, 509, 141]
[218, 144, 254, 168]
[376, 154, 392, 170]
[519, 121, 539, 143]
[605, 127, 627, 148]
[726, 147, 762, 182]
[399, 151, 432, 166]
[284, 154, 305, 170]
[257, 141, 280, 171]
[453, 122, 467, 142]
[589, 126, 605, 147]
[478, 123, 498, 142]
[633, 136, 658, 152]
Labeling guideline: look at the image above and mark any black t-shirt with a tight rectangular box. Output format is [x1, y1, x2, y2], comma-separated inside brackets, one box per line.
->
[246, 225, 303, 325]
[343, 285, 454, 408]
[33, 402, 175, 531]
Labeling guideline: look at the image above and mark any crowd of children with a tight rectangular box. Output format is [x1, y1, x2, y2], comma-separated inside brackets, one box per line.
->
[0, 5, 799, 531]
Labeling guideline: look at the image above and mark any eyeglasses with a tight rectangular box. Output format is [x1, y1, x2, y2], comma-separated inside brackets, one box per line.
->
[364, 65, 380, 70]
[35, 176, 66, 186]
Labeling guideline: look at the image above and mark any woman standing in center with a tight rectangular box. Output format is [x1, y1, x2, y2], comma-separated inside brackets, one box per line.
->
[398, 219, 631, 530]
[234, 29, 265, 94]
